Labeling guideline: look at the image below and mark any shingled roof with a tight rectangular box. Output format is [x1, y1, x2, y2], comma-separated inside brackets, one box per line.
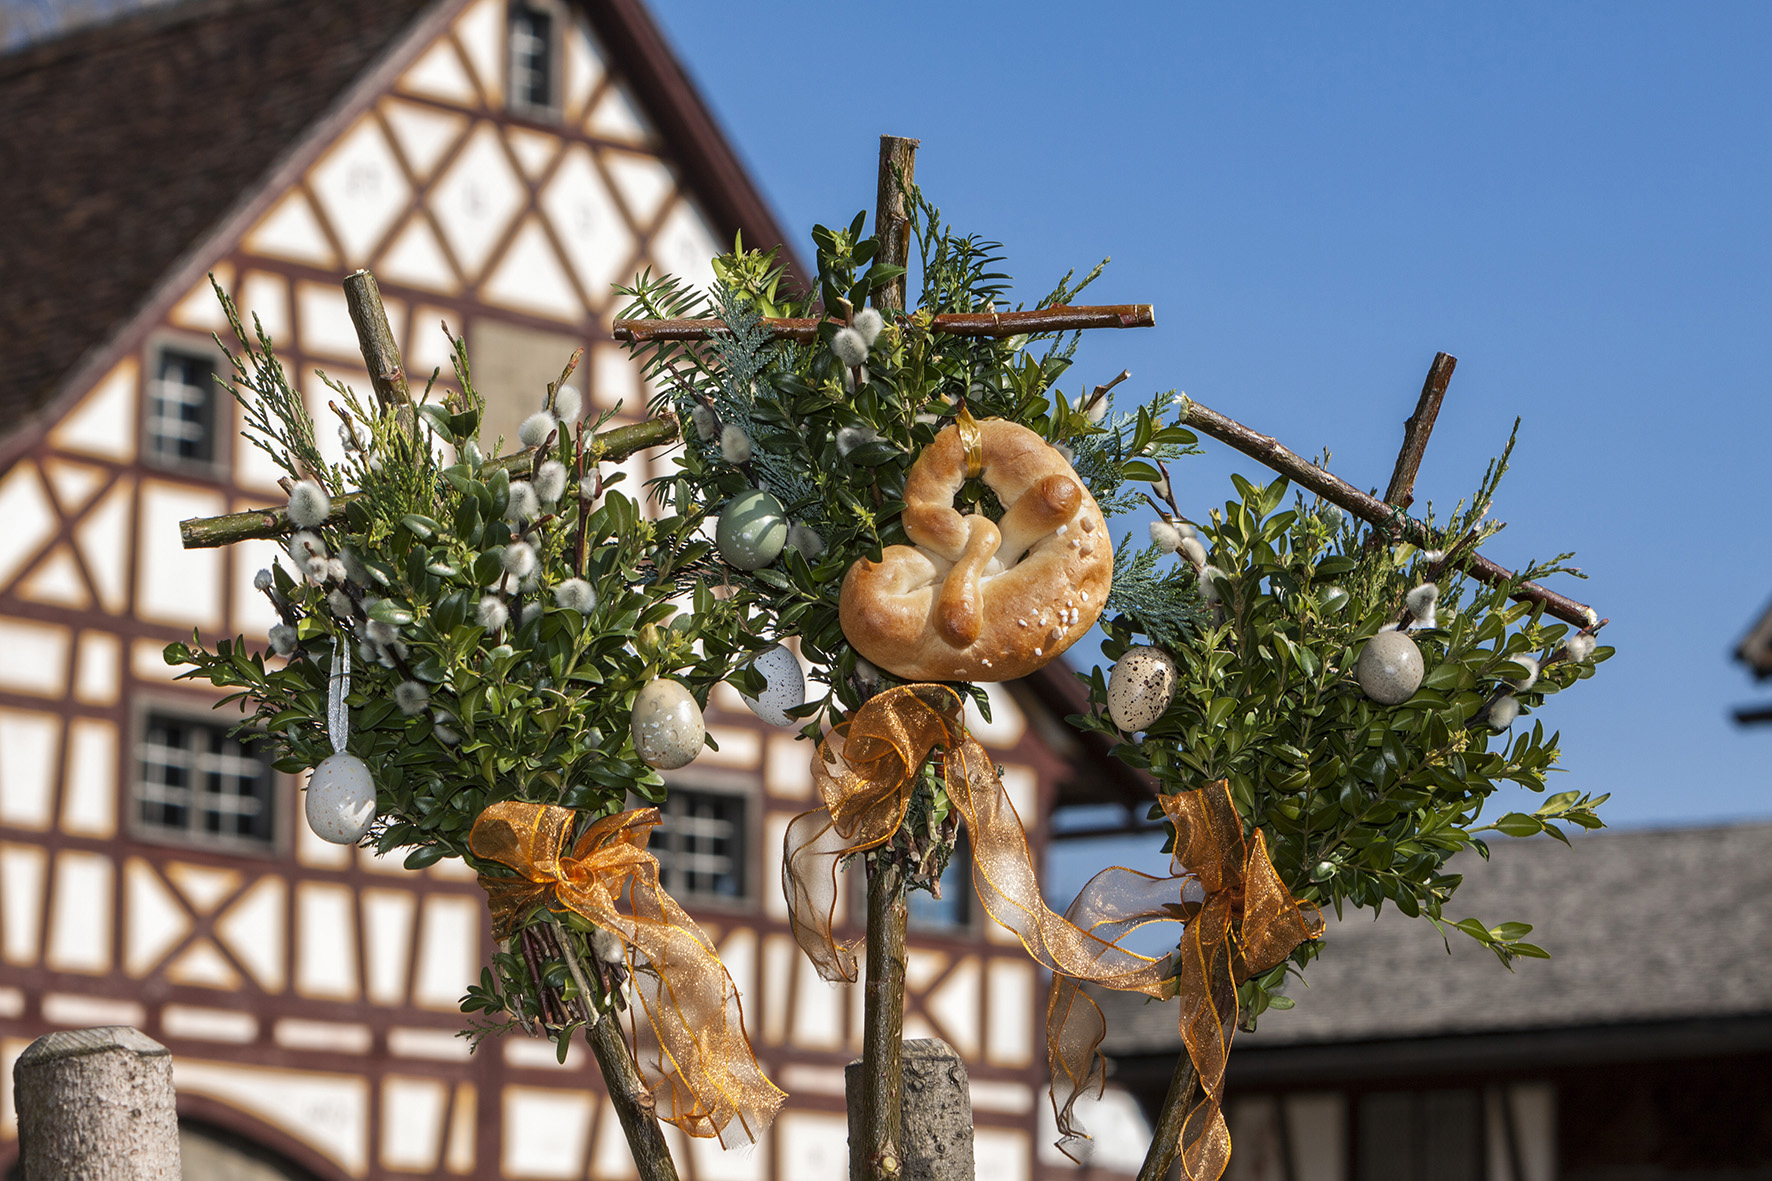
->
[0, 0, 797, 458]
[1096, 821, 1772, 1058]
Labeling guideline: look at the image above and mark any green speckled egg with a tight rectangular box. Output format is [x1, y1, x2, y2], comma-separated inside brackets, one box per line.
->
[715, 490, 788, 571]
[630, 678, 705, 770]
[1356, 630, 1423, 705]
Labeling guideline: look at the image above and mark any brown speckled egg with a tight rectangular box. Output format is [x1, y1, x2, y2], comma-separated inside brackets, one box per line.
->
[630, 678, 705, 769]
[1356, 630, 1424, 705]
[1107, 646, 1179, 732]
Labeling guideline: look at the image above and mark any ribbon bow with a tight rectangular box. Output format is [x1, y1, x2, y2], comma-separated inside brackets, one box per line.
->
[783, 684, 1168, 992]
[469, 802, 784, 1147]
[1047, 781, 1323, 1180]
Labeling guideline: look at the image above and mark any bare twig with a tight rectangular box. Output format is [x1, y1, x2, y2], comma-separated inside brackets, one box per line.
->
[1083, 368, 1132, 418]
[611, 304, 1156, 344]
[1383, 352, 1457, 509]
[1179, 397, 1600, 627]
[1137, 1057, 1200, 1181]
[179, 415, 679, 549]
[873, 135, 919, 315]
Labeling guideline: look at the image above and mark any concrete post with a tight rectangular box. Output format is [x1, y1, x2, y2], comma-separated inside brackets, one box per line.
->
[847, 1038, 975, 1181]
[13, 1026, 181, 1180]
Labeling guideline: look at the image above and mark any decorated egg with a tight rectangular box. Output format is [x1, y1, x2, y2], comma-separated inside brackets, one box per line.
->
[715, 490, 788, 571]
[1356, 631, 1424, 705]
[631, 678, 705, 770]
[740, 644, 806, 728]
[1107, 646, 1179, 733]
[305, 752, 376, 844]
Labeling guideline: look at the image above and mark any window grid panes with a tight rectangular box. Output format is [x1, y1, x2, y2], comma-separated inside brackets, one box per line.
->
[137, 714, 275, 849]
[147, 349, 215, 465]
[650, 788, 745, 900]
[508, 5, 554, 111]
[1356, 1089, 1482, 1181]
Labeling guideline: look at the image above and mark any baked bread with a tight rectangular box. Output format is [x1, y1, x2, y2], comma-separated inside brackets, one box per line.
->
[840, 418, 1112, 682]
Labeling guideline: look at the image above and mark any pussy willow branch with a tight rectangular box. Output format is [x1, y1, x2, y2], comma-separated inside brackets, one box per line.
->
[612, 303, 1155, 344]
[178, 414, 680, 549]
[1179, 398, 1602, 629]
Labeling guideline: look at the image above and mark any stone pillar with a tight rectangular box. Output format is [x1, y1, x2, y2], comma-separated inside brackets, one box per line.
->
[13, 1026, 181, 1180]
[847, 1038, 975, 1181]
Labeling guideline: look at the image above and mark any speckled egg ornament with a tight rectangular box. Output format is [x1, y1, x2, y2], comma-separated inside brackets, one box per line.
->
[1107, 645, 1180, 733]
[1356, 630, 1424, 705]
[305, 752, 376, 844]
[715, 490, 788, 571]
[631, 678, 705, 770]
[740, 644, 805, 728]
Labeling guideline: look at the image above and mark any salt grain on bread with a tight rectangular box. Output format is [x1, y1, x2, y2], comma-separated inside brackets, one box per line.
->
[839, 418, 1112, 682]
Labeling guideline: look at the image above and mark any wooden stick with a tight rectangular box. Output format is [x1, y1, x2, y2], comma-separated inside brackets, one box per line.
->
[1180, 398, 1600, 627]
[342, 271, 411, 408]
[587, 1012, 682, 1181]
[1136, 1057, 1200, 1181]
[873, 135, 920, 314]
[179, 414, 680, 548]
[1383, 352, 1457, 509]
[854, 855, 909, 1181]
[610, 304, 1156, 344]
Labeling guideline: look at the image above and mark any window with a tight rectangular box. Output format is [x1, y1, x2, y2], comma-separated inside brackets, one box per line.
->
[507, 3, 555, 114]
[146, 347, 217, 467]
[136, 712, 276, 850]
[1356, 1089, 1483, 1181]
[649, 788, 746, 901]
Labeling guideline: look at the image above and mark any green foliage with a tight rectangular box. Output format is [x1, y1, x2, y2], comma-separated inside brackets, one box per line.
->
[614, 182, 1190, 737]
[1075, 465, 1611, 1014]
[167, 302, 772, 872]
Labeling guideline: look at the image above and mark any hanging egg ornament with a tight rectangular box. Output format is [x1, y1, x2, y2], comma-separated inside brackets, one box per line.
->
[305, 752, 376, 844]
[740, 644, 806, 728]
[715, 490, 788, 571]
[631, 678, 705, 770]
[1107, 646, 1180, 733]
[1356, 631, 1424, 705]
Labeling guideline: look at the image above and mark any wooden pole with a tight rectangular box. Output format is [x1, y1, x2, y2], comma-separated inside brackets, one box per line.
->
[342, 270, 411, 408]
[1135, 1058, 1199, 1181]
[178, 414, 679, 548]
[874, 135, 920, 314]
[611, 304, 1154, 344]
[1180, 396, 1601, 628]
[586, 1012, 681, 1181]
[1382, 352, 1457, 509]
[847, 133, 921, 1181]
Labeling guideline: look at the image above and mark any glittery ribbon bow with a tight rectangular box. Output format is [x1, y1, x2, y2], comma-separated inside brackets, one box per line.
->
[782, 684, 1168, 992]
[1047, 781, 1323, 1180]
[469, 802, 784, 1147]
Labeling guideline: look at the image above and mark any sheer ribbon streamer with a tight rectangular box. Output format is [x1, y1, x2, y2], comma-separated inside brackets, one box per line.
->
[783, 683, 1168, 993]
[1047, 781, 1323, 1180]
[469, 802, 784, 1146]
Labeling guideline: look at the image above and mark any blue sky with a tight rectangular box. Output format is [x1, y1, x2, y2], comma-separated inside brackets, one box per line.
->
[650, 2, 1772, 861]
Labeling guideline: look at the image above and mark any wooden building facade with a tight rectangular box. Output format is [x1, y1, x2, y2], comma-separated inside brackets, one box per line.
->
[0, 2, 1087, 1177]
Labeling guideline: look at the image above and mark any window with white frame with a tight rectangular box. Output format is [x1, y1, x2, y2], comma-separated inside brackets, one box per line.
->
[145, 347, 217, 467]
[507, 2, 556, 114]
[135, 712, 276, 850]
[648, 787, 747, 901]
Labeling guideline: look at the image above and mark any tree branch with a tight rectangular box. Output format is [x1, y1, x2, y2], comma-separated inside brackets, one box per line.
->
[610, 304, 1156, 344]
[873, 135, 919, 315]
[179, 414, 680, 549]
[1383, 352, 1457, 509]
[342, 270, 411, 409]
[1180, 397, 1600, 627]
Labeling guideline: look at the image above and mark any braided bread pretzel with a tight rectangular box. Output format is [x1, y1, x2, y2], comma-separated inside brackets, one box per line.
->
[840, 418, 1112, 682]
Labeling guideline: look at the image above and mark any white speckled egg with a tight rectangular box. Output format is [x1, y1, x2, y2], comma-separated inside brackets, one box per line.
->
[1357, 630, 1424, 705]
[305, 753, 376, 844]
[631, 678, 705, 770]
[1107, 646, 1179, 732]
[740, 644, 805, 728]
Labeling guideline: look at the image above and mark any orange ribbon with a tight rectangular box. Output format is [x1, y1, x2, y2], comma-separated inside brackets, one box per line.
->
[1047, 781, 1323, 1181]
[469, 802, 784, 1147]
[783, 684, 1169, 992]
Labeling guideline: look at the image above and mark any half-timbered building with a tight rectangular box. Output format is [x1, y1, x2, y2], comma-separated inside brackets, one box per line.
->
[0, 2, 1106, 1177]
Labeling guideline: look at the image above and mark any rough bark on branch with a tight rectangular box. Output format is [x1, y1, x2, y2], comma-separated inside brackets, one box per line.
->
[1383, 352, 1457, 509]
[611, 304, 1155, 344]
